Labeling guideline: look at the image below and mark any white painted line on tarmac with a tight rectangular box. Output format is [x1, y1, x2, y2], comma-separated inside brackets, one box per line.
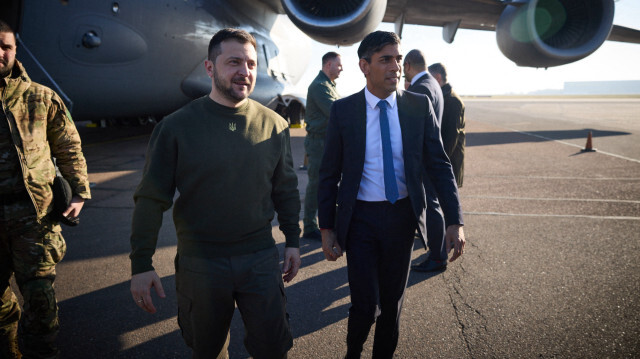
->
[497, 126, 640, 164]
[464, 97, 640, 103]
[464, 211, 640, 220]
[463, 195, 640, 204]
[471, 175, 640, 180]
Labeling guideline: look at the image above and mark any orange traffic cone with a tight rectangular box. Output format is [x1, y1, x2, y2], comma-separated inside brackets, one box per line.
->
[581, 131, 596, 152]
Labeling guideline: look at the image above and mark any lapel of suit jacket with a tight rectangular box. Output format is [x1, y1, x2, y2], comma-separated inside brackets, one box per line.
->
[396, 90, 414, 158]
[408, 74, 428, 92]
[352, 89, 367, 171]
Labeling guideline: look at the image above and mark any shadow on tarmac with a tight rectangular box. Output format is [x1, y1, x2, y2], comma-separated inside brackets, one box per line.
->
[55, 125, 443, 357]
[56, 239, 439, 358]
[467, 128, 629, 146]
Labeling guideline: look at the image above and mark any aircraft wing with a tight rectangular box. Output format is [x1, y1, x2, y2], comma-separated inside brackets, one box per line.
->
[383, 0, 503, 34]
[608, 25, 640, 44]
[281, 0, 639, 67]
[383, 0, 640, 44]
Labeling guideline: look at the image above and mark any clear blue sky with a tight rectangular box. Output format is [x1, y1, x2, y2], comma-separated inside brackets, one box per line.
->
[294, 0, 640, 96]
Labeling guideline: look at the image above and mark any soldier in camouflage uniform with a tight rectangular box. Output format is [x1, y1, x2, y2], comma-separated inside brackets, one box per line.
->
[0, 21, 91, 359]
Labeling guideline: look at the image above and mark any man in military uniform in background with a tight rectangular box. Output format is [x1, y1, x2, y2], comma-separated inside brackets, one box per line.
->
[0, 21, 91, 358]
[428, 62, 465, 188]
[302, 51, 342, 240]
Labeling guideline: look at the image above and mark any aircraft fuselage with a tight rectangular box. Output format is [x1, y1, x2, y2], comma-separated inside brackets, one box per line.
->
[11, 0, 308, 120]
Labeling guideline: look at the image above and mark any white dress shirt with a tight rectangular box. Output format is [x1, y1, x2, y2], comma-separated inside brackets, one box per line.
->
[410, 70, 428, 86]
[357, 87, 408, 202]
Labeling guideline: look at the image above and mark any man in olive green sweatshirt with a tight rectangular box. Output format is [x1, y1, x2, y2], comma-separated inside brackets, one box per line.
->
[129, 28, 301, 359]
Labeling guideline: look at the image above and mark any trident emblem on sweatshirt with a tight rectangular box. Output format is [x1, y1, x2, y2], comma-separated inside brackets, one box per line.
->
[229, 122, 237, 131]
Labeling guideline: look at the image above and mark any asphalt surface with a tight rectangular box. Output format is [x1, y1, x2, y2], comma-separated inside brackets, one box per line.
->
[30, 98, 640, 358]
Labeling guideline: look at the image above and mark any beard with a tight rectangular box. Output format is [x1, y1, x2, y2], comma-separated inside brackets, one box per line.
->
[0, 58, 14, 79]
[213, 68, 252, 104]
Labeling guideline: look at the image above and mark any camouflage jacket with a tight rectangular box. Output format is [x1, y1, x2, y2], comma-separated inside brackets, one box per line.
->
[1, 60, 90, 220]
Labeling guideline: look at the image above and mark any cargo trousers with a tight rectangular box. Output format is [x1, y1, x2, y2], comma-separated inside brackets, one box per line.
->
[0, 198, 65, 359]
[175, 246, 292, 359]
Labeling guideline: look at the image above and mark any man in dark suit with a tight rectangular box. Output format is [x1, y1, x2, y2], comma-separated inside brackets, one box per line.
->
[318, 31, 465, 359]
[404, 49, 443, 120]
[404, 49, 449, 273]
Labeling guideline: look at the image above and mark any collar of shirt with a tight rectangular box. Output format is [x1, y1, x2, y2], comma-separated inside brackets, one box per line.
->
[410, 70, 428, 86]
[364, 86, 397, 110]
[359, 87, 408, 202]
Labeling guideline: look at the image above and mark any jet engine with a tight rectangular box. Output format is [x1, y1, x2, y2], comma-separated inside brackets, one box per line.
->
[281, 0, 387, 45]
[496, 0, 614, 67]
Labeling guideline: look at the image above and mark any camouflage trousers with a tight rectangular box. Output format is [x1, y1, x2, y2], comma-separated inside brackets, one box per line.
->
[0, 199, 65, 359]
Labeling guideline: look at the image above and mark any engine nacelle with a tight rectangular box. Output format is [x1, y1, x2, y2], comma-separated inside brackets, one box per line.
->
[496, 0, 614, 67]
[281, 0, 387, 45]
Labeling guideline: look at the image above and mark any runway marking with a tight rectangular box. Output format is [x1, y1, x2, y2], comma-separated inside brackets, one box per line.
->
[464, 211, 640, 220]
[471, 113, 640, 163]
[488, 125, 640, 164]
[118, 316, 177, 350]
[463, 195, 640, 204]
[471, 175, 640, 181]
[464, 97, 640, 102]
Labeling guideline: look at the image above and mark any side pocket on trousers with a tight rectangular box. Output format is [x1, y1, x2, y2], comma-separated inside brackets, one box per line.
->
[176, 290, 193, 348]
[42, 229, 65, 265]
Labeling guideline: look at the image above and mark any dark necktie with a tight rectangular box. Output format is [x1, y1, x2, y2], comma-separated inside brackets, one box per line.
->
[378, 100, 399, 204]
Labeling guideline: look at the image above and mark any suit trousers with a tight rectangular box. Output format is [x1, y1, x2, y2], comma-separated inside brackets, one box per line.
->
[345, 197, 416, 359]
[424, 179, 447, 261]
[175, 246, 292, 359]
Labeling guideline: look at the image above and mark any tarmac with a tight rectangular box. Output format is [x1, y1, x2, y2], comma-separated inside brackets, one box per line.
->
[28, 98, 640, 358]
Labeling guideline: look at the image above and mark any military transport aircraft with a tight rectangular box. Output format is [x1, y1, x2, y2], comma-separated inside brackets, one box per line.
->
[1, 0, 639, 124]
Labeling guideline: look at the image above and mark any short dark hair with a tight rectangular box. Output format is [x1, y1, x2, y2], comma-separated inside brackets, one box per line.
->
[0, 20, 15, 36]
[208, 28, 257, 61]
[428, 62, 448, 83]
[357, 31, 401, 62]
[322, 51, 340, 66]
[404, 49, 426, 70]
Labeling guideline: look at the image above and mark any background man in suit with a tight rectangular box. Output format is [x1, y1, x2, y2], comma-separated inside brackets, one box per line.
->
[302, 51, 342, 240]
[318, 31, 465, 359]
[404, 49, 449, 273]
[429, 62, 465, 188]
[404, 49, 443, 119]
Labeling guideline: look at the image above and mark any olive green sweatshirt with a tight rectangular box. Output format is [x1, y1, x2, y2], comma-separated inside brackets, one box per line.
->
[130, 96, 301, 275]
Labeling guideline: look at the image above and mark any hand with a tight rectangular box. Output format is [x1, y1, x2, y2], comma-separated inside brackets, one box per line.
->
[282, 247, 301, 283]
[62, 195, 85, 219]
[130, 270, 166, 313]
[321, 229, 342, 261]
[445, 225, 465, 262]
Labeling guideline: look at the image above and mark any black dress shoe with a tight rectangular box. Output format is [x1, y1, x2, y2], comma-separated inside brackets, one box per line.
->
[302, 229, 322, 240]
[411, 258, 447, 272]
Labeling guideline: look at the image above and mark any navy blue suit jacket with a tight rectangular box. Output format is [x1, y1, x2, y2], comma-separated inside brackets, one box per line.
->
[407, 73, 444, 124]
[318, 89, 463, 250]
